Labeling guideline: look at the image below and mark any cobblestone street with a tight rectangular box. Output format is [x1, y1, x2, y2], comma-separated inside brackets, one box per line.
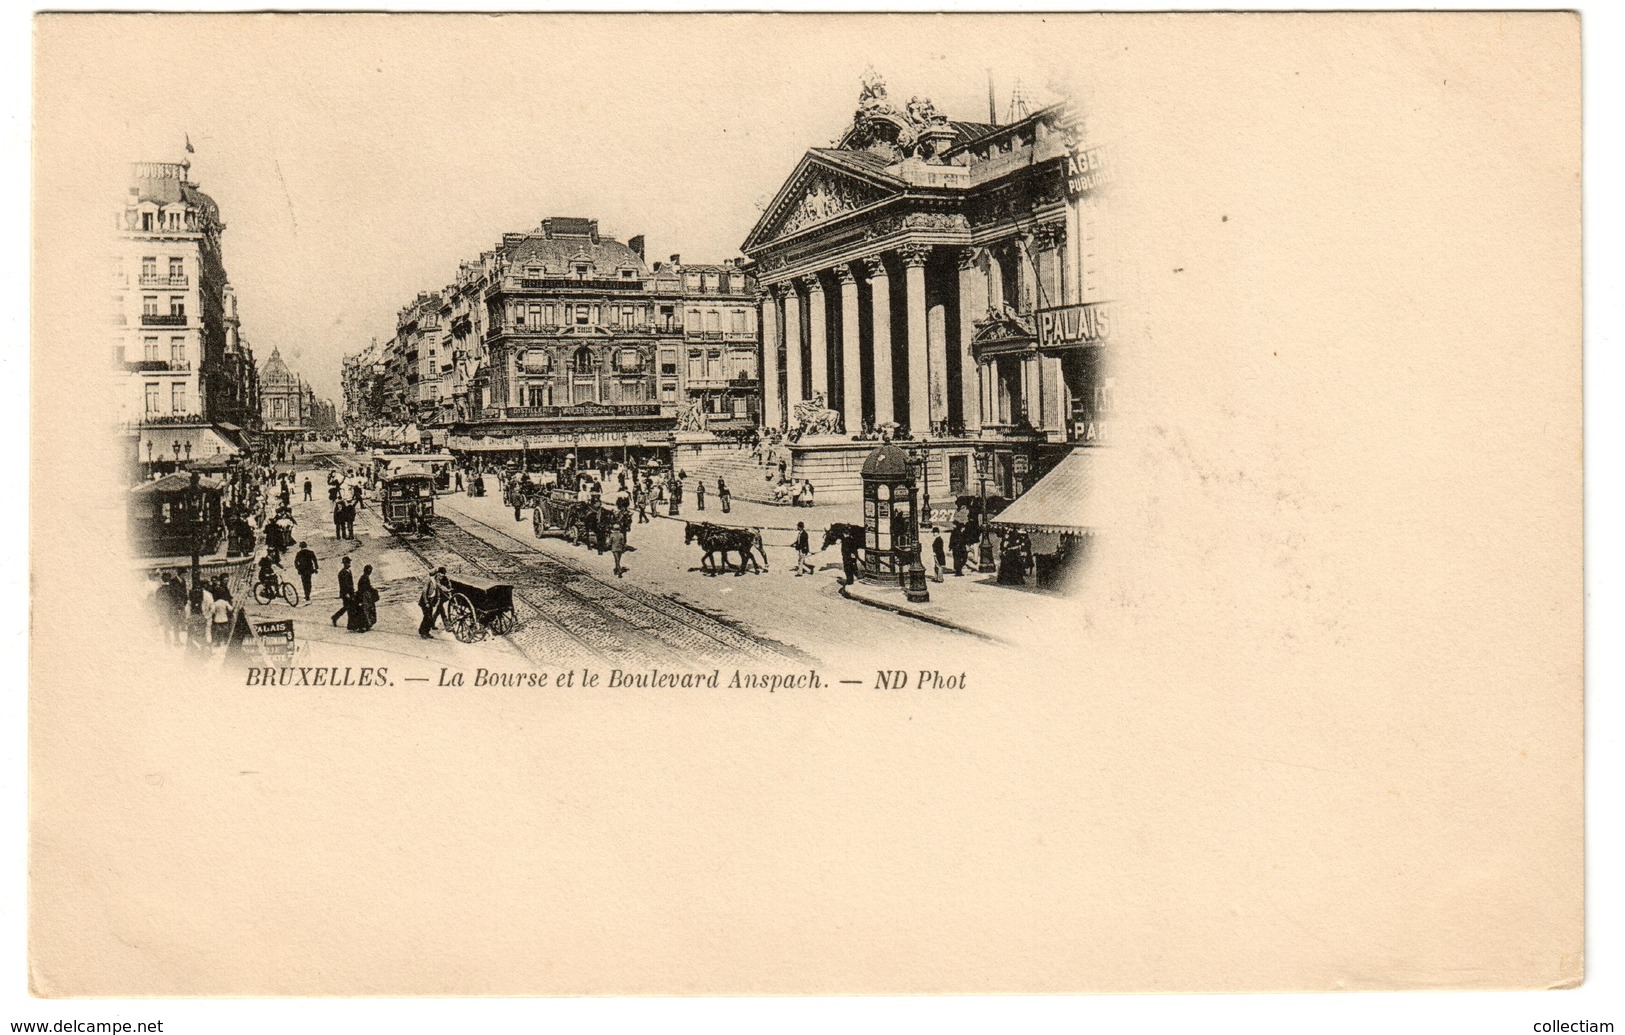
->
[235, 447, 989, 673]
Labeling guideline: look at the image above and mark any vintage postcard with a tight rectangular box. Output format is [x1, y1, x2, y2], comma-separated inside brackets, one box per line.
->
[29, 12, 1581, 995]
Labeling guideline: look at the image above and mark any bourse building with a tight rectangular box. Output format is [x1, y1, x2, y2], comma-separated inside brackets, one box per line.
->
[742, 74, 1115, 520]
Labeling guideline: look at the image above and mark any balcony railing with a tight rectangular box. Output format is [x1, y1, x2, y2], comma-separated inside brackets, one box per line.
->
[684, 375, 759, 390]
[502, 275, 642, 293]
[125, 359, 191, 373]
[686, 330, 727, 341]
[133, 413, 207, 427]
[141, 313, 187, 327]
[139, 275, 189, 288]
[724, 331, 756, 342]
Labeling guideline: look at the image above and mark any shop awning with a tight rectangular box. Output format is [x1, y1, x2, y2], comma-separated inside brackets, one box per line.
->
[131, 472, 225, 497]
[137, 424, 243, 461]
[990, 448, 1103, 534]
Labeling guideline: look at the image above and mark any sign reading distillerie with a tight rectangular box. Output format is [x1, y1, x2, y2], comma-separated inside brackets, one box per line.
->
[1037, 301, 1114, 349]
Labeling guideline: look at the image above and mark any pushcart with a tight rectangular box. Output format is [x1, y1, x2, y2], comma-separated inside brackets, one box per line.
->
[443, 574, 518, 642]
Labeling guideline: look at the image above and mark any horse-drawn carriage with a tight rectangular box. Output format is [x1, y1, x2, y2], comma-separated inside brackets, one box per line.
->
[380, 467, 436, 537]
[534, 491, 620, 549]
[442, 574, 518, 642]
[503, 479, 544, 511]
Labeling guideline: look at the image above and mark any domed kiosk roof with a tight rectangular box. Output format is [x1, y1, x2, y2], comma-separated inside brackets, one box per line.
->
[860, 443, 911, 479]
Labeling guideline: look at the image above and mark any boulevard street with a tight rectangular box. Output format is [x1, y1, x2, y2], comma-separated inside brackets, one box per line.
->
[237, 443, 981, 674]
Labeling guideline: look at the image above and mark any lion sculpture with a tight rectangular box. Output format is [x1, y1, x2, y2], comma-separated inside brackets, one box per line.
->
[791, 393, 842, 437]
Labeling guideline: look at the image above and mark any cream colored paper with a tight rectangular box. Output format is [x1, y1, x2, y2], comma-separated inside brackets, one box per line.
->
[30, 12, 1581, 995]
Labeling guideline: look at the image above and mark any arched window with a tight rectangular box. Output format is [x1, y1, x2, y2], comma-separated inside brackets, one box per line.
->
[572, 346, 596, 372]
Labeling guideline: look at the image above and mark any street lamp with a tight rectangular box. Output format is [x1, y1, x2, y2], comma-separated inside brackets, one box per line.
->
[186, 471, 204, 600]
[906, 446, 932, 529]
[172, 439, 182, 466]
[183, 440, 192, 462]
[973, 446, 996, 574]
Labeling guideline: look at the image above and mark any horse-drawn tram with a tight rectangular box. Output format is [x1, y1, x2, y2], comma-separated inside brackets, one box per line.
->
[380, 466, 437, 537]
[442, 574, 518, 642]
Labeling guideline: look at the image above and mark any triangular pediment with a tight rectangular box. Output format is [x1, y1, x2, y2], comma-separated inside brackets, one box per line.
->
[742, 152, 905, 253]
[970, 307, 1038, 355]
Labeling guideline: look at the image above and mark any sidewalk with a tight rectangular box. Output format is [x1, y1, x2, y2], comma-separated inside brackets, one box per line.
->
[838, 564, 1076, 644]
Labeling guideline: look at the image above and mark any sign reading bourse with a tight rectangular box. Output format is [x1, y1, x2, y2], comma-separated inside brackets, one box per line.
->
[1037, 301, 1114, 349]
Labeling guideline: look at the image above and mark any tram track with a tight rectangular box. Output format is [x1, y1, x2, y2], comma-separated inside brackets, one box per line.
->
[312, 451, 809, 668]
[429, 502, 812, 667]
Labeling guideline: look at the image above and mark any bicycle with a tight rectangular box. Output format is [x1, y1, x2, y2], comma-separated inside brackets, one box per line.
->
[254, 577, 300, 607]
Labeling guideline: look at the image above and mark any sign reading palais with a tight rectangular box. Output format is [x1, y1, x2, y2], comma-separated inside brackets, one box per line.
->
[1037, 301, 1114, 348]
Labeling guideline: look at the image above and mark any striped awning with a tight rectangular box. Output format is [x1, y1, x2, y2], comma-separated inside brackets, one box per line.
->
[991, 448, 1103, 533]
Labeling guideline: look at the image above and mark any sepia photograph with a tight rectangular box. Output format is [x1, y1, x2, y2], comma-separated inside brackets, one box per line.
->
[23, 7, 1593, 1019]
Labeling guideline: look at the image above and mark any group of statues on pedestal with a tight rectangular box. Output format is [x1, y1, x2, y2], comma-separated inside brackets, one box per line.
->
[789, 393, 842, 438]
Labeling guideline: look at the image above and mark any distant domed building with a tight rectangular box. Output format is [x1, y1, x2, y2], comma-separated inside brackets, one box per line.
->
[258, 346, 313, 456]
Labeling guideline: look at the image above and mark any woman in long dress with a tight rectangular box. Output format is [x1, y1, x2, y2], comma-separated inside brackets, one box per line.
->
[350, 564, 377, 632]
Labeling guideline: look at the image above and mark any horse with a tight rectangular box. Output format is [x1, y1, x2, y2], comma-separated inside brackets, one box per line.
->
[571, 502, 607, 551]
[823, 523, 866, 584]
[685, 522, 767, 576]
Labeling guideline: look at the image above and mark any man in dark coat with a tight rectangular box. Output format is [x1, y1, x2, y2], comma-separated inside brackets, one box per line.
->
[294, 541, 319, 603]
[331, 556, 355, 626]
[418, 567, 451, 639]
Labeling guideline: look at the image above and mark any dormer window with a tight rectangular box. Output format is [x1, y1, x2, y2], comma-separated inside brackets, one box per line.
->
[574, 264, 588, 279]
[620, 269, 635, 280]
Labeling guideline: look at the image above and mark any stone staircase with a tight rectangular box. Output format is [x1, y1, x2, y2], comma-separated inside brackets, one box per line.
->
[670, 442, 789, 505]
[669, 437, 895, 507]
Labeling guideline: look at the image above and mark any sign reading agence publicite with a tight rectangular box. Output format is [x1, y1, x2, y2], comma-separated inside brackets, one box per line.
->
[1066, 143, 1112, 196]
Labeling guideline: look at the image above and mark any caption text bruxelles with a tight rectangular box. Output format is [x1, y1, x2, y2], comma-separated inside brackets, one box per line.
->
[243, 666, 967, 691]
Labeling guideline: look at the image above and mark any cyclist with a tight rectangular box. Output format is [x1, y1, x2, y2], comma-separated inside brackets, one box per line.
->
[258, 551, 284, 598]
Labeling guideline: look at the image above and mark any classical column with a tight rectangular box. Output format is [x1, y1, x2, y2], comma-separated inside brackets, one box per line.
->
[1064, 198, 1081, 304]
[900, 245, 932, 436]
[802, 273, 829, 408]
[783, 284, 804, 417]
[1017, 230, 1041, 313]
[836, 265, 862, 435]
[927, 301, 948, 433]
[865, 256, 894, 428]
[985, 244, 1005, 311]
[1034, 224, 1063, 309]
[956, 248, 987, 434]
[759, 287, 782, 429]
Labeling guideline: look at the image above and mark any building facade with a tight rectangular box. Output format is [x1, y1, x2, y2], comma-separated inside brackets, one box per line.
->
[373, 215, 758, 462]
[259, 347, 308, 436]
[113, 160, 260, 466]
[741, 73, 1115, 506]
[653, 259, 761, 428]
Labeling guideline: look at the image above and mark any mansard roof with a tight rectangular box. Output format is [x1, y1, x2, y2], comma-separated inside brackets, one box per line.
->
[501, 234, 648, 275]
